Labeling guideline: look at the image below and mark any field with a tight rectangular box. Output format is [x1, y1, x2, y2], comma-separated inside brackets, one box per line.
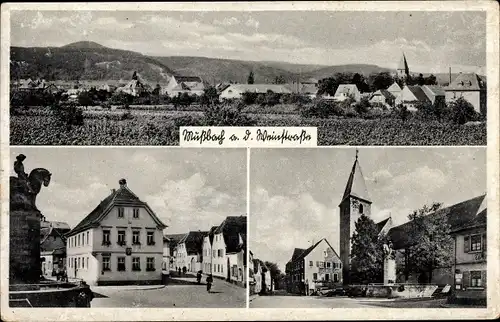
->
[10, 106, 486, 146]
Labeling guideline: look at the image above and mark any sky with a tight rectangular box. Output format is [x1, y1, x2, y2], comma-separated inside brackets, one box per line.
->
[249, 147, 486, 271]
[10, 10, 486, 74]
[9, 148, 247, 235]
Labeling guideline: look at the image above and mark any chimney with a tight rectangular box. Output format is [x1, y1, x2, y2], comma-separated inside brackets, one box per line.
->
[111, 188, 116, 193]
[119, 178, 127, 188]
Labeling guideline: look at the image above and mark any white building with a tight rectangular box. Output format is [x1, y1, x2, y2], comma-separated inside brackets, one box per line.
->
[211, 216, 247, 282]
[163, 234, 184, 271]
[164, 75, 205, 97]
[202, 226, 218, 274]
[395, 85, 431, 111]
[175, 231, 206, 273]
[333, 84, 361, 102]
[219, 84, 292, 100]
[387, 82, 402, 98]
[66, 179, 167, 285]
[445, 73, 486, 114]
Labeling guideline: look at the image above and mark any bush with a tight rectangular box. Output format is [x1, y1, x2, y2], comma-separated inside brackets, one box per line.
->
[448, 97, 478, 125]
[53, 102, 84, 127]
[354, 97, 371, 115]
[241, 92, 258, 105]
[300, 100, 343, 118]
[280, 93, 312, 105]
[392, 104, 411, 122]
[202, 103, 256, 126]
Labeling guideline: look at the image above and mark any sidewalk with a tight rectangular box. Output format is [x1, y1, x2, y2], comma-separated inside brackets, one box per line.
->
[91, 284, 166, 291]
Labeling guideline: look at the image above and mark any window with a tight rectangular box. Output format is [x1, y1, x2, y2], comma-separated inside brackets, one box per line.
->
[218, 249, 223, 257]
[118, 207, 124, 218]
[147, 231, 155, 245]
[118, 230, 126, 245]
[82, 257, 85, 269]
[133, 208, 139, 219]
[471, 271, 482, 287]
[146, 257, 155, 271]
[102, 230, 111, 245]
[359, 204, 364, 214]
[102, 257, 110, 271]
[334, 273, 339, 282]
[319, 262, 324, 268]
[339, 263, 342, 269]
[325, 274, 330, 281]
[133, 231, 141, 245]
[313, 273, 318, 280]
[309, 261, 313, 267]
[471, 234, 482, 251]
[86, 257, 89, 269]
[316, 261, 319, 267]
[326, 262, 331, 268]
[77, 257, 80, 268]
[132, 257, 141, 271]
[86, 231, 89, 245]
[117, 257, 126, 271]
[77, 234, 81, 247]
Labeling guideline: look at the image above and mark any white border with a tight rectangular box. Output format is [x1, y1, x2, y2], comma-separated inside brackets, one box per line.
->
[1, 1, 499, 321]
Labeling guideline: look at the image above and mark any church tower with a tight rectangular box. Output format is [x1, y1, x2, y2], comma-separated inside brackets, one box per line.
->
[397, 52, 410, 81]
[338, 150, 372, 285]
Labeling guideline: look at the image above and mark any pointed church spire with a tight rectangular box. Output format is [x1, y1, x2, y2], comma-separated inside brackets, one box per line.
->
[341, 150, 372, 204]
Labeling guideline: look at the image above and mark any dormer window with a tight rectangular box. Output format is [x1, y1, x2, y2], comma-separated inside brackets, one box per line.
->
[359, 204, 364, 214]
[118, 207, 124, 218]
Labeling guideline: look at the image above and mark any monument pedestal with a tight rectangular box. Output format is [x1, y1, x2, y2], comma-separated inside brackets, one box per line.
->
[383, 257, 396, 285]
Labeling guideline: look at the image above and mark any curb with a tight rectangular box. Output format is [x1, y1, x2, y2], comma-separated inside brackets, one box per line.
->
[92, 285, 166, 291]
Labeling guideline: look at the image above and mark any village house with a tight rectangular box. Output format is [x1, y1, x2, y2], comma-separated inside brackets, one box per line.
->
[40, 220, 71, 277]
[250, 256, 271, 294]
[387, 82, 402, 98]
[285, 238, 342, 295]
[395, 85, 431, 111]
[286, 81, 319, 99]
[201, 226, 218, 274]
[445, 72, 486, 114]
[219, 84, 292, 100]
[65, 179, 167, 285]
[421, 85, 446, 105]
[333, 84, 361, 102]
[116, 79, 150, 97]
[164, 75, 205, 97]
[211, 216, 247, 283]
[369, 89, 395, 107]
[175, 231, 206, 274]
[162, 233, 184, 271]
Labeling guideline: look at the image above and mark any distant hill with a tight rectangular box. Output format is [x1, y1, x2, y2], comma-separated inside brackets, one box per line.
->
[9, 41, 485, 87]
[10, 42, 176, 84]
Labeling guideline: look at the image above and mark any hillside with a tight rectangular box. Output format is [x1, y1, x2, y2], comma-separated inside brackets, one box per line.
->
[10, 42, 176, 84]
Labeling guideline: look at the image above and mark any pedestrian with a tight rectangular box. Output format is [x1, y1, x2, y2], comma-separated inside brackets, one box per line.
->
[206, 274, 213, 293]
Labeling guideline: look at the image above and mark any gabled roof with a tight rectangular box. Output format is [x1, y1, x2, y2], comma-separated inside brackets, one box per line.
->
[214, 215, 247, 253]
[386, 194, 486, 249]
[340, 155, 371, 204]
[422, 85, 446, 96]
[387, 82, 402, 92]
[289, 238, 339, 263]
[205, 225, 219, 245]
[446, 73, 486, 91]
[376, 217, 390, 233]
[67, 179, 167, 237]
[371, 89, 394, 100]
[163, 233, 185, 243]
[334, 84, 359, 97]
[173, 75, 203, 83]
[405, 85, 431, 103]
[179, 231, 207, 255]
[223, 84, 292, 94]
[291, 248, 306, 261]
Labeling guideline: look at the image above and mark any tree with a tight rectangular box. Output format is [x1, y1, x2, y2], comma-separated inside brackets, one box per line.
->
[354, 97, 371, 115]
[351, 73, 370, 93]
[406, 203, 453, 284]
[417, 73, 425, 86]
[264, 261, 282, 291]
[274, 75, 286, 84]
[393, 104, 410, 122]
[350, 214, 385, 284]
[247, 71, 255, 84]
[241, 91, 258, 105]
[424, 74, 437, 85]
[77, 91, 93, 108]
[200, 86, 220, 107]
[369, 72, 395, 91]
[448, 96, 477, 125]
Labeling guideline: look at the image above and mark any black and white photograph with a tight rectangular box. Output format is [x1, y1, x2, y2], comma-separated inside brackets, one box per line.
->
[8, 148, 247, 308]
[249, 147, 487, 308]
[9, 10, 487, 146]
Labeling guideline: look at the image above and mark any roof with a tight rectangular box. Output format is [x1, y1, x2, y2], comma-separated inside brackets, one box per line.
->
[179, 231, 207, 255]
[67, 179, 167, 237]
[163, 233, 185, 243]
[214, 215, 247, 253]
[289, 238, 339, 263]
[387, 82, 402, 92]
[446, 73, 486, 91]
[223, 84, 292, 94]
[334, 84, 359, 97]
[206, 225, 219, 245]
[371, 89, 394, 100]
[291, 248, 306, 261]
[340, 156, 371, 204]
[387, 194, 486, 249]
[423, 85, 446, 96]
[405, 85, 431, 103]
[376, 217, 390, 233]
[174, 76, 203, 83]
[41, 220, 71, 231]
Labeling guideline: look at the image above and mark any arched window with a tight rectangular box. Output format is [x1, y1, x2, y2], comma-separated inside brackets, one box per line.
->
[359, 204, 364, 214]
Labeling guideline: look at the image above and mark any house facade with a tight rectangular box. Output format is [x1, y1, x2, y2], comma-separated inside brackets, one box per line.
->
[219, 84, 292, 100]
[445, 72, 486, 115]
[175, 231, 206, 273]
[387, 82, 402, 98]
[286, 238, 342, 295]
[201, 226, 218, 274]
[421, 85, 446, 105]
[164, 75, 205, 97]
[163, 233, 185, 271]
[369, 89, 395, 107]
[40, 220, 71, 277]
[334, 84, 361, 102]
[66, 179, 167, 285]
[395, 85, 431, 111]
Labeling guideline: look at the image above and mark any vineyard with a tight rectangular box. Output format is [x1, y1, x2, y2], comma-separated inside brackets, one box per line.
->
[10, 106, 486, 146]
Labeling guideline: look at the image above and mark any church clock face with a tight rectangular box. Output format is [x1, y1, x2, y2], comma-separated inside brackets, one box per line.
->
[351, 199, 360, 210]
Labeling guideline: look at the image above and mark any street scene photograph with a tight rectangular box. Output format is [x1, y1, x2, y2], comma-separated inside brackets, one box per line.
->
[8, 147, 247, 308]
[249, 147, 487, 308]
[9, 10, 486, 146]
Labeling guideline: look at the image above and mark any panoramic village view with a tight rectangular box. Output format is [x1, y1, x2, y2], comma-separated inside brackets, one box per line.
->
[9, 148, 247, 308]
[249, 148, 487, 308]
[9, 11, 486, 146]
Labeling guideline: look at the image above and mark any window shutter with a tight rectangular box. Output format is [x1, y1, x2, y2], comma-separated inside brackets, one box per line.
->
[482, 233, 486, 251]
[463, 271, 470, 288]
[481, 270, 487, 288]
[464, 236, 470, 253]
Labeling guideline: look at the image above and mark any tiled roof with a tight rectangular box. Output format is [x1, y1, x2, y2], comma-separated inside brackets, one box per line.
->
[446, 73, 486, 91]
[387, 194, 486, 249]
[376, 217, 390, 233]
[215, 215, 247, 253]
[387, 82, 402, 92]
[406, 85, 431, 103]
[371, 89, 395, 100]
[163, 233, 185, 243]
[334, 84, 359, 97]
[67, 179, 167, 237]
[423, 85, 446, 96]
[175, 76, 203, 83]
[341, 157, 371, 204]
[289, 238, 339, 263]
[179, 231, 207, 255]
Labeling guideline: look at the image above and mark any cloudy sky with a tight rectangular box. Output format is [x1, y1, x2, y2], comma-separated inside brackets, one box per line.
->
[9, 148, 246, 234]
[10, 10, 486, 73]
[250, 147, 486, 271]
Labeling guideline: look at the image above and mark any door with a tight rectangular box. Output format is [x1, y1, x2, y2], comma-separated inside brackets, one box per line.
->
[227, 257, 231, 281]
